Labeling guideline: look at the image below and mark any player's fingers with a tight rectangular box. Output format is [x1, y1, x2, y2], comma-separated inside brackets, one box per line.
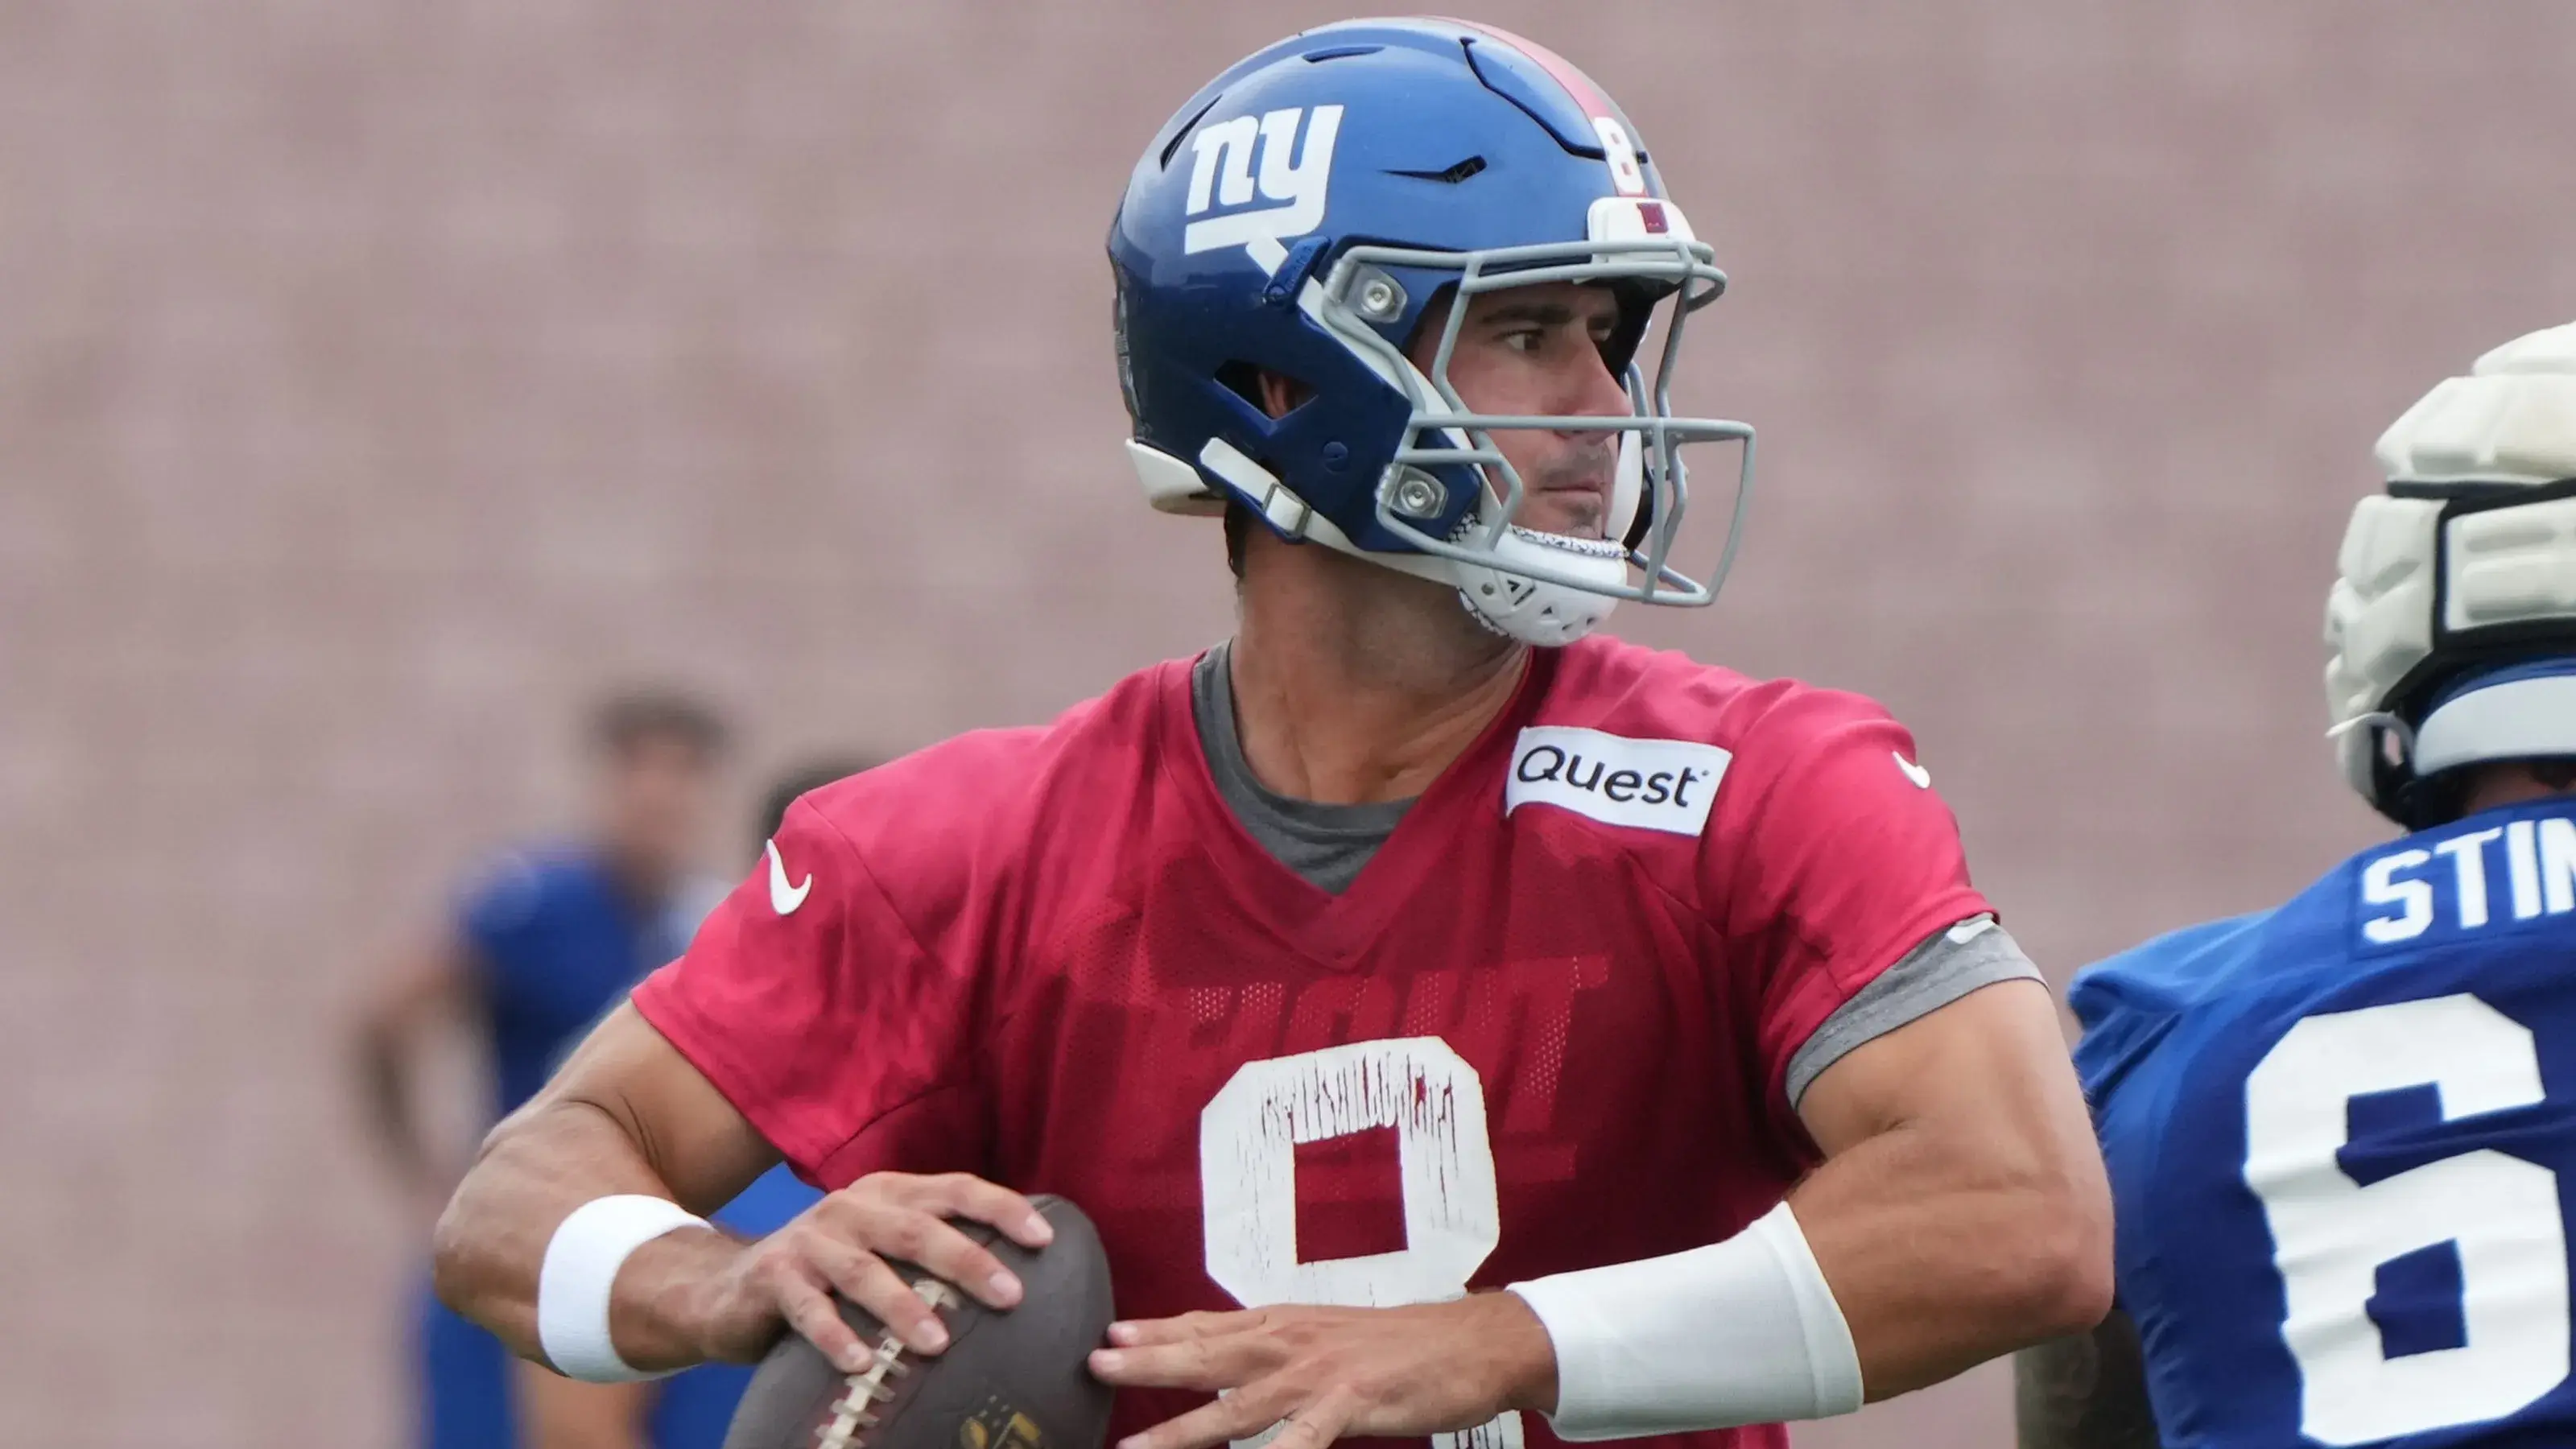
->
[915, 1171, 1055, 1249]
[766, 1261, 875, 1375]
[1270, 1387, 1360, 1449]
[1115, 1380, 1299, 1449]
[849, 1199, 1024, 1311]
[804, 1237, 954, 1357]
[1107, 1310, 1262, 1347]
[1090, 1330, 1275, 1391]
[806, 1189, 1018, 1311]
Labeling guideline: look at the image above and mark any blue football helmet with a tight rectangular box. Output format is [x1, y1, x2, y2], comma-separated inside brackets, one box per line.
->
[1107, 17, 1755, 646]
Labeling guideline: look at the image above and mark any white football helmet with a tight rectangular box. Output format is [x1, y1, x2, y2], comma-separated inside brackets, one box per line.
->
[2323, 320, 2576, 823]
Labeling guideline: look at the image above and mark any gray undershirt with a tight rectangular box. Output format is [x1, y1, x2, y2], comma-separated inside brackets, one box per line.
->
[1781, 916, 2043, 1105]
[1188, 642, 2045, 1096]
[1193, 642, 1410, 896]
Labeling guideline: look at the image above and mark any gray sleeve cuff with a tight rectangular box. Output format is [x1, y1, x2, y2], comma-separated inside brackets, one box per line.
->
[1783, 916, 2045, 1107]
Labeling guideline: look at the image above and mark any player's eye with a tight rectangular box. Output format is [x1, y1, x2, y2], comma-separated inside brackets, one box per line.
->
[1499, 328, 1546, 354]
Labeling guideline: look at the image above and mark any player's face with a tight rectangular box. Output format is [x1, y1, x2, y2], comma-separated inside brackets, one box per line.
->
[1410, 282, 1633, 540]
[598, 734, 719, 888]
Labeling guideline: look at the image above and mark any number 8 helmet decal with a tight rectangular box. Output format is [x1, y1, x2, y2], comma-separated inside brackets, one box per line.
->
[1108, 19, 1756, 646]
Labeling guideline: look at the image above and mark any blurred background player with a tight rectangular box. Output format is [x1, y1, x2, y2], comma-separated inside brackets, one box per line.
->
[2020, 320, 2576, 1447]
[354, 689, 754, 1449]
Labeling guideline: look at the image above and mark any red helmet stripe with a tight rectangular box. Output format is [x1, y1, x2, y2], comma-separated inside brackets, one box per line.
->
[1434, 18, 1616, 124]
[1431, 19, 1645, 194]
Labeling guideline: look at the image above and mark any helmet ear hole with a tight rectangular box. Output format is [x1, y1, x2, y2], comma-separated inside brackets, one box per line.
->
[1216, 361, 1315, 421]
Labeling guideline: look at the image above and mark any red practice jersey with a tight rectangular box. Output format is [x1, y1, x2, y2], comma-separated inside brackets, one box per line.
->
[635, 634, 1993, 1449]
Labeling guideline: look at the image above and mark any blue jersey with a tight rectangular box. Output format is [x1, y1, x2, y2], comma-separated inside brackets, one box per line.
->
[458, 844, 716, 1116]
[2074, 797, 2576, 1448]
[421, 842, 823, 1449]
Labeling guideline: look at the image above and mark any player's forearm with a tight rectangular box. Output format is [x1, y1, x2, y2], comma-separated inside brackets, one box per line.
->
[431, 1097, 729, 1365]
[1790, 1113, 2113, 1399]
[351, 942, 469, 1188]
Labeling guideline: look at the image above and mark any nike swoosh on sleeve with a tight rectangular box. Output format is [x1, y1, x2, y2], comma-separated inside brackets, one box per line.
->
[765, 839, 814, 915]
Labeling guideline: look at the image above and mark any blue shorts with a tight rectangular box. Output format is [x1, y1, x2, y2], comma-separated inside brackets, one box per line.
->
[416, 1282, 516, 1449]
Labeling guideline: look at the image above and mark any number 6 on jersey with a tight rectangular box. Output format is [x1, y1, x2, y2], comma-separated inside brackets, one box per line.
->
[2245, 994, 2572, 1444]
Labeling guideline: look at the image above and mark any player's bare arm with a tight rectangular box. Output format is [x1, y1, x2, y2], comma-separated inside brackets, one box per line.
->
[1790, 976, 2113, 1394]
[351, 933, 477, 1206]
[431, 1001, 1052, 1377]
[1092, 978, 2112, 1449]
[2013, 1311, 2158, 1449]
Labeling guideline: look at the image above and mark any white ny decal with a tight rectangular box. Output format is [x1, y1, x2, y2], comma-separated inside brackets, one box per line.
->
[1183, 105, 1344, 276]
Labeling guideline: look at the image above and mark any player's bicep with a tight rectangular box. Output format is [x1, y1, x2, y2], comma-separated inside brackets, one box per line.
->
[1783, 917, 2044, 1108]
[1796, 976, 2084, 1164]
[529, 999, 781, 1216]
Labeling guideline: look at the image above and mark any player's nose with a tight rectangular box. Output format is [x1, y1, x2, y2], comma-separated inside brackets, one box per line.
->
[1551, 345, 1633, 441]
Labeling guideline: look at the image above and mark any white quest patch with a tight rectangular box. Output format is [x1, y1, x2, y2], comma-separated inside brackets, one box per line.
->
[1505, 726, 1731, 837]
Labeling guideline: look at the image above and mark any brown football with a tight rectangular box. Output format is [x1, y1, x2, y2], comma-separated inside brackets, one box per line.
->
[721, 1195, 1117, 1449]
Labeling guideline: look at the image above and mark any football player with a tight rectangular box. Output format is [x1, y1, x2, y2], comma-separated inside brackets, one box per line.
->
[355, 689, 737, 1449]
[2019, 320, 2576, 1447]
[435, 21, 2112, 1449]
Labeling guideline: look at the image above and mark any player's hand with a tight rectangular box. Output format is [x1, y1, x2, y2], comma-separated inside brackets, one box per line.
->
[685, 1170, 1055, 1373]
[1087, 1294, 1559, 1449]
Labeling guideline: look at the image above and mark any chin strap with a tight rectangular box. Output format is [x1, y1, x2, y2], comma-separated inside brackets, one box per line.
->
[1450, 526, 1627, 646]
[2326, 710, 2417, 758]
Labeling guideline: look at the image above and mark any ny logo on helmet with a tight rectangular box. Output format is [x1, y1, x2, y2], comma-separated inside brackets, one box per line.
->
[1182, 105, 1343, 277]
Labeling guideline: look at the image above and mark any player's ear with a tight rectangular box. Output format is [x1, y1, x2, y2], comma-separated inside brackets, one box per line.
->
[1253, 369, 1311, 419]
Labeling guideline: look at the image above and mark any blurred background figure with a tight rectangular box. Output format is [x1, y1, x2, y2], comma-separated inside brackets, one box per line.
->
[351, 689, 737, 1449]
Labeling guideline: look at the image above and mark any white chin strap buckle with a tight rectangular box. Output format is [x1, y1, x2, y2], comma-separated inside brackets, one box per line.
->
[1451, 527, 1629, 646]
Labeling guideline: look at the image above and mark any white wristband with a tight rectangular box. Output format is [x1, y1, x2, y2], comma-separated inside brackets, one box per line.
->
[1506, 1201, 1864, 1439]
[537, 1195, 711, 1383]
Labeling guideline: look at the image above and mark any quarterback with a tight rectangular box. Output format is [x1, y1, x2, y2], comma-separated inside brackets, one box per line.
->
[2021, 321, 2576, 1447]
[438, 19, 2112, 1449]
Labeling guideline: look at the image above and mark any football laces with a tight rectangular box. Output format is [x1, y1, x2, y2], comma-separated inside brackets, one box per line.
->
[815, 1280, 960, 1449]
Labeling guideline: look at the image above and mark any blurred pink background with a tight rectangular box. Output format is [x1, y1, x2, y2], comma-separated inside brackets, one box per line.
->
[3, 2, 2574, 1444]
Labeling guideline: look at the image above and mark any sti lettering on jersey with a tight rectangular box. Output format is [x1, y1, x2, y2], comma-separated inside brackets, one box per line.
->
[2359, 808, 2576, 947]
[1183, 104, 1342, 275]
[1505, 725, 1729, 836]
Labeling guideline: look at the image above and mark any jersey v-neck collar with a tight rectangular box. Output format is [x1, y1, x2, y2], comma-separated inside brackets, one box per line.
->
[1152, 644, 1553, 970]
